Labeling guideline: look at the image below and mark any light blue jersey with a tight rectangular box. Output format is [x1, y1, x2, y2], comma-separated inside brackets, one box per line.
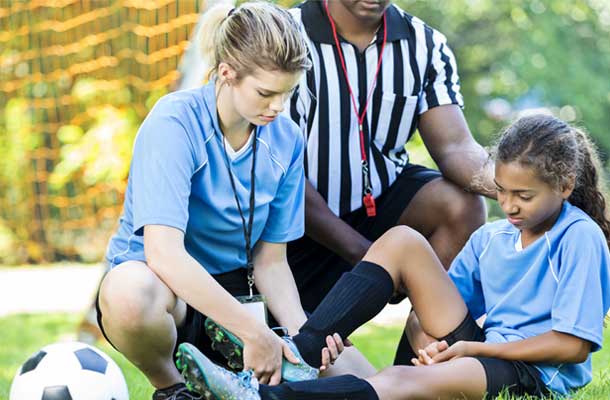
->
[449, 201, 610, 395]
[105, 82, 305, 274]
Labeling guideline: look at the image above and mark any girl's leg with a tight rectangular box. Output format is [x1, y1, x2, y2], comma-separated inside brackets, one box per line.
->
[321, 346, 377, 378]
[293, 226, 468, 366]
[363, 226, 468, 338]
[367, 358, 486, 400]
[262, 358, 486, 400]
[177, 342, 486, 400]
[98, 261, 187, 389]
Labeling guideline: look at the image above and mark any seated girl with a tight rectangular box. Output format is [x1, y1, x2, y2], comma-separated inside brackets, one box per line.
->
[177, 114, 610, 399]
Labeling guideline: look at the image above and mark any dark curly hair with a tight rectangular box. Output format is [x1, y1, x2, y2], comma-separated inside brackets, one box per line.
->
[492, 114, 610, 248]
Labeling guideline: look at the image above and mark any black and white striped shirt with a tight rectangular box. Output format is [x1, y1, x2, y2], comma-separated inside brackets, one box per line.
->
[288, 1, 463, 217]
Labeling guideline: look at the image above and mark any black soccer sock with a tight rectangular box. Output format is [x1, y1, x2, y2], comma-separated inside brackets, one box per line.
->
[393, 329, 417, 365]
[292, 261, 394, 367]
[259, 375, 379, 400]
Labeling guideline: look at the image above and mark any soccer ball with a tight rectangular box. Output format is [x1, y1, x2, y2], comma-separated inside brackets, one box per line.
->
[9, 341, 129, 400]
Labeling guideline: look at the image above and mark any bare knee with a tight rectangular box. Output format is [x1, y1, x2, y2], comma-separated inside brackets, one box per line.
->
[99, 261, 175, 332]
[373, 226, 428, 256]
[364, 226, 432, 282]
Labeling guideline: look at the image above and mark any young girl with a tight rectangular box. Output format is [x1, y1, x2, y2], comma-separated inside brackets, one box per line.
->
[177, 114, 610, 399]
[97, 3, 316, 399]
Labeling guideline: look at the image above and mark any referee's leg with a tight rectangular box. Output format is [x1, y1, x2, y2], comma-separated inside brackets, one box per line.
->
[397, 177, 485, 269]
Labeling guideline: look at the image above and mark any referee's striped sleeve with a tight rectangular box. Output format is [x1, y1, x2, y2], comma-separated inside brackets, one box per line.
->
[419, 29, 464, 114]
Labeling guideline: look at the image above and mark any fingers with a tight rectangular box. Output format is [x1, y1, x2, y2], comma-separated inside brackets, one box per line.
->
[325, 335, 339, 361]
[257, 372, 270, 385]
[422, 343, 438, 357]
[334, 333, 345, 353]
[282, 341, 300, 365]
[320, 348, 330, 371]
[246, 365, 269, 385]
[432, 349, 451, 363]
[418, 349, 434, 365]
[438, 340, 449, 352]
[269, 367, 282, 386]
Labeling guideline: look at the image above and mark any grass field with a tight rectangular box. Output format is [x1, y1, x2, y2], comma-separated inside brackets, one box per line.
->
[1, 313, 609, 399]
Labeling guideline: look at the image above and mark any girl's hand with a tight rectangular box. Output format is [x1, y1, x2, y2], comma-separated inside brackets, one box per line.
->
[319, 333, 345, 371]
[243, 327, 300, 385]
[431, 341, 477, 363]
[411, 340, 449, 366]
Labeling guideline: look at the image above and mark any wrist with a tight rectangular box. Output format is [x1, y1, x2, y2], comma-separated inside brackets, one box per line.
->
[238, 321, 269, 344]
[471, 341, 490, 357]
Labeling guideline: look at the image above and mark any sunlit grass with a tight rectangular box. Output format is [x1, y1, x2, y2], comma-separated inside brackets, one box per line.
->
[1, 313, 609, 400]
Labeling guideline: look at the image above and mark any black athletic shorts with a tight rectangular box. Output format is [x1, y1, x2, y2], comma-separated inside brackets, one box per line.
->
[441, 314, 549, 398]
[288, 163, 441, 313]
[96, 267, 279, 367]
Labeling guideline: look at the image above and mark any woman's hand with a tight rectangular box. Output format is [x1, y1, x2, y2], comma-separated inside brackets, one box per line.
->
[319, 333, 345, 371]
[242, 327, 300, 385]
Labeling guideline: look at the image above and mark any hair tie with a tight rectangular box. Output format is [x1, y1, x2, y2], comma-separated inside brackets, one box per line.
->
[228, 8, 236, 17]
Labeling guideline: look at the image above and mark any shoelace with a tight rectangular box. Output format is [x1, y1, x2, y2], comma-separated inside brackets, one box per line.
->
[236, 369, 259, 391]
[167, 386, 202, 400]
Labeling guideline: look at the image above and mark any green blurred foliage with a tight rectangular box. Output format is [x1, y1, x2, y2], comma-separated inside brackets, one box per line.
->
[49, 79, 140, 191]
[0, 98, 40, 263]
[397, 0, 610, 159]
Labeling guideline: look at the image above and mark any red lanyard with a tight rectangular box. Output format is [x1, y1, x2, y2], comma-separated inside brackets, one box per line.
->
[324, 0, 387, 217]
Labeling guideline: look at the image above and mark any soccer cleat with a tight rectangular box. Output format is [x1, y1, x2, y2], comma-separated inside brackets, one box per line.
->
[175, 342, 261, 400]
[204, 318, 319, 382]
[152, 382, 202, 400]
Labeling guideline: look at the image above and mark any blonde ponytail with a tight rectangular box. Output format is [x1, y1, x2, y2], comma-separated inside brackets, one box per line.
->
[198, 2, 311, 81]
[199, 3, 234, 77]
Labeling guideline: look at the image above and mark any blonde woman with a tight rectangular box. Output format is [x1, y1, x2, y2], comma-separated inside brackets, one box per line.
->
[98, 3, 317, 399]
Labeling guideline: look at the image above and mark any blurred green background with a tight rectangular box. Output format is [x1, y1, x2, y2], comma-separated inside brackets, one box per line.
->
[1, 0, 610, 264]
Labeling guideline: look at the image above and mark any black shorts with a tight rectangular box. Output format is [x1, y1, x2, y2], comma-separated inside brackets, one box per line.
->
[95, 267, 279, 367]
[440, 314, 549, 398]
[288, 164, 441, 312]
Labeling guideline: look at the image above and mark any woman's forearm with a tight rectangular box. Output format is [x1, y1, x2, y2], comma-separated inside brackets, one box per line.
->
[254, 259, 307, 335]
[144, 226, 267, 344]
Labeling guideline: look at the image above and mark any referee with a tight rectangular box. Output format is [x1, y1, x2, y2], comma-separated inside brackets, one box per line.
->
[286, 0, 494, 361]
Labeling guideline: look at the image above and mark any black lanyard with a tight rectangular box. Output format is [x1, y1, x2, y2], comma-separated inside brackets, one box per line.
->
[221, 128, 257, 297]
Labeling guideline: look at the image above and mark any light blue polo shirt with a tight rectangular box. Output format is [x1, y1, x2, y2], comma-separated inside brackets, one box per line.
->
[449, 201, 610, 395]
[105, 81, 305, 274]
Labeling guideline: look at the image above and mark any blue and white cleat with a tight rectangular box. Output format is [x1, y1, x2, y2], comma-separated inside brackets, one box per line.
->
[204, 318, 319, 382]
[175, 342, 261, 400]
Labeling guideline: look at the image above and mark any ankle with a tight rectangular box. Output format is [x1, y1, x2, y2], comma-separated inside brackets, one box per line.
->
[292, 331, 324, 368]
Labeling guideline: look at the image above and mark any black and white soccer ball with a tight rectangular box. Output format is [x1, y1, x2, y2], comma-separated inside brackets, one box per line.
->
[10, 341, 129, 400]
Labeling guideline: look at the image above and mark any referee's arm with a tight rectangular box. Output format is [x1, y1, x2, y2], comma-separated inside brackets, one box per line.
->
[419, 104, 496, 199]
[304, 181, 371, 266]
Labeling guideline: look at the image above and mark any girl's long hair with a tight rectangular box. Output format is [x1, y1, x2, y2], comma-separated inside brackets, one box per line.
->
[492, 114, 610, 248]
